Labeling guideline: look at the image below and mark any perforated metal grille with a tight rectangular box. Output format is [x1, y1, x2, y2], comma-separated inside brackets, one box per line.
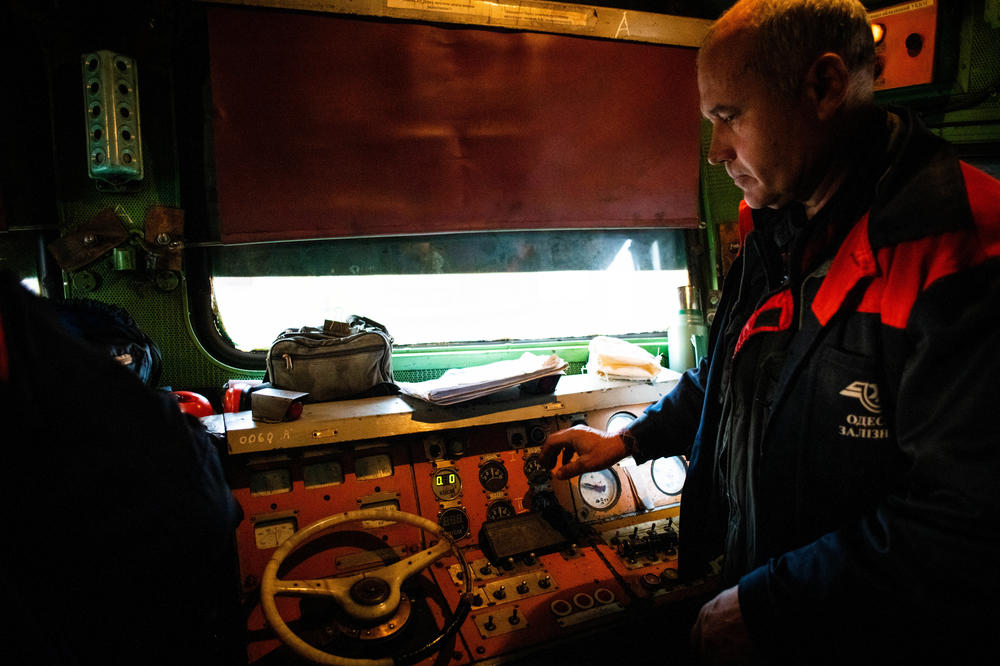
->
[966, 7, 1000, 101]
[700, 119, 744, 228]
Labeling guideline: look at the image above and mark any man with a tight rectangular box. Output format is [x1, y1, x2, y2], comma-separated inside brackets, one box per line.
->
[541, 1, 1000, 664]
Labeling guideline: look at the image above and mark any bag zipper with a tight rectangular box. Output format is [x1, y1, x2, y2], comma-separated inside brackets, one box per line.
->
[278, 343, 389, 373]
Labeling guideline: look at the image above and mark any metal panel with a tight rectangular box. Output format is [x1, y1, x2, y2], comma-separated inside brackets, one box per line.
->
[201, 0, 711, 47]
[221, 372, 678, 453]
[208, 6, 703, 243]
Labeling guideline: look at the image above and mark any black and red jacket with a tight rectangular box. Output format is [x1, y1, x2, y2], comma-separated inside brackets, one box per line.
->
[628, 108, 1000, 663]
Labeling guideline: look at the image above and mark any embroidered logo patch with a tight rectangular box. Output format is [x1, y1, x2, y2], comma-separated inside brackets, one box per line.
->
[838, 381, 889, 440]
[839, 381, 881, 414]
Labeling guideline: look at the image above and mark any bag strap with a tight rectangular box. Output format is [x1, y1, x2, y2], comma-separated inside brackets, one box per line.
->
[346, 315, 391, 337]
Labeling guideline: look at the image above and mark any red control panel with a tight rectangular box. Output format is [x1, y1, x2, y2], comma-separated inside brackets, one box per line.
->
[223, 381, 714, 664]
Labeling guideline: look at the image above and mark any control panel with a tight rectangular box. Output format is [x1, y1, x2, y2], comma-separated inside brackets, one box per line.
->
[217, 374, 715, 664]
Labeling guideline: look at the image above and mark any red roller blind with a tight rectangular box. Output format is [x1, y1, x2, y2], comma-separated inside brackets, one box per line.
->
[208, 7, 701, 243]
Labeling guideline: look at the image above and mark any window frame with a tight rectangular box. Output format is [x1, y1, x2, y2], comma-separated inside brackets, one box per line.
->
[185, 244, 683, 376]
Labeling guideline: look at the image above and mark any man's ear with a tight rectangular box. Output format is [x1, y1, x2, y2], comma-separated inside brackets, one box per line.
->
[804, 52, 850, 120]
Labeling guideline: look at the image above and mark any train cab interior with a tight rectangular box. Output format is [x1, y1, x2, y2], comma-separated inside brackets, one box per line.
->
[1, 0, 997, 664]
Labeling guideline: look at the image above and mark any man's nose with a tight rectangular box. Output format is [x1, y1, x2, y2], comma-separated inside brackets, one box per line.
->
[707, 127, 734, 166]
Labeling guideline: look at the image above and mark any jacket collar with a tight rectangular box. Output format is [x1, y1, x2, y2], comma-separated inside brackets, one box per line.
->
[868, 107, 974, 248]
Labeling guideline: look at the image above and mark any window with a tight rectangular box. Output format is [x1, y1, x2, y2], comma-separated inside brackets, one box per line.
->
[209, 229, 689, 353]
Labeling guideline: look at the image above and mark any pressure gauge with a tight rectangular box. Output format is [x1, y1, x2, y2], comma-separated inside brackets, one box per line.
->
[605, 411, 636, 434]
[578, 468, 621, 511]
[523, 453, 551, 485]
[478, 459, 509, 492]
[651, 456, 687, 496]
[431, 467, 463, 501]
[249, 468, 292, 496]
[486, 499, 516, 522]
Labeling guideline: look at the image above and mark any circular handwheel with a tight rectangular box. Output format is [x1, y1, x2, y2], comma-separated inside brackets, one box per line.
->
[260, 508, 472, 665]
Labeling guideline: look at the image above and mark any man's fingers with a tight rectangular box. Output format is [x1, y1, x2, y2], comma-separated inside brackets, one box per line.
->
[554, 457, 586, 480]
[539, 428, 578, 469]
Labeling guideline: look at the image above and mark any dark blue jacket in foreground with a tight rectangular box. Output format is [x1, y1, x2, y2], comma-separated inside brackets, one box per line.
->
[0, 273, 243, 665]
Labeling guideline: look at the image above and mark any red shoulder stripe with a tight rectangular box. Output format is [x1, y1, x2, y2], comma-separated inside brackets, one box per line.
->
[813, 163, 1000, 329]
[733, 288, 794, 357]
[962, 163, 1000, 259]
[811, 214, 877, 326]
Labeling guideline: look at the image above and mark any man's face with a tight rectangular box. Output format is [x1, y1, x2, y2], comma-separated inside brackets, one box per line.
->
[698, 36, 821, 210]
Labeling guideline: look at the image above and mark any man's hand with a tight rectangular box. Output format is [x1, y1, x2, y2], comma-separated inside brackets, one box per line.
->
[691, 585, 756, 665]
[539, 425, 627, 480]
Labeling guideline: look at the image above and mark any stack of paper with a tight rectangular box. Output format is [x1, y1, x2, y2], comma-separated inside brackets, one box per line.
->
[397, 352, 567, 406]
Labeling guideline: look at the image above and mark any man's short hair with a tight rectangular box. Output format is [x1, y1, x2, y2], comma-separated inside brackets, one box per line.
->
[707, 0, 876, 100]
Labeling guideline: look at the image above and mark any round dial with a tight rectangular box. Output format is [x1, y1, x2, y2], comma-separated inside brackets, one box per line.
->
[522, 453, 551, 485]
[478, 459, 509, 492]
[431, 467, 462, 501]
[437, 507, 470, 540]
[578, 468, 621, 511]
[605, 411, 636, 434]
[486, 499, 516, 522]
[651, 456, 687, 496]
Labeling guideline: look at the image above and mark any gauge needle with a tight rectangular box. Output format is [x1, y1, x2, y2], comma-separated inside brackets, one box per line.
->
[581, 482, 606, 492]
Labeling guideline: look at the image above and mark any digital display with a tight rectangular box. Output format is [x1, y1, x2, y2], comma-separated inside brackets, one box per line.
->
[438, 507, 470, 540]
[431, 467, 462, 501]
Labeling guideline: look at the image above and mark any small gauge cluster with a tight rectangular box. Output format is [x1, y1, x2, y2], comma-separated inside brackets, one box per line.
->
[421, 420, 560, 541]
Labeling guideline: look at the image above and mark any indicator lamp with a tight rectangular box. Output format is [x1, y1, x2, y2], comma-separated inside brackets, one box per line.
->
[871, 22, 886, 46]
